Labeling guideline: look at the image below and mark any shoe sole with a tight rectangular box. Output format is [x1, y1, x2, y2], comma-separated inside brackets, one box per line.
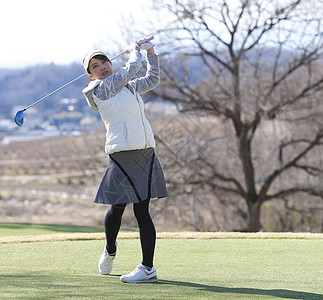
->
[121, 276, 158, 284]
[99, 271, 111, 275]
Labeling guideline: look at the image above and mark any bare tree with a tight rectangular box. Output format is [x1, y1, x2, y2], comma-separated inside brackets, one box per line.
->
[145, 0, 323, 231]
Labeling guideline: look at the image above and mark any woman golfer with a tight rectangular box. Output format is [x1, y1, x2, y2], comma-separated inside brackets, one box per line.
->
[82, 38, 167, 283]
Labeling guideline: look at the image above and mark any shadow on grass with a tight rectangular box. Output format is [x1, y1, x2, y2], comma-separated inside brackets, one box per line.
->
[158, 280, 323, 300]
[2, 273, 322, 299]
[1, 273, 87, 299]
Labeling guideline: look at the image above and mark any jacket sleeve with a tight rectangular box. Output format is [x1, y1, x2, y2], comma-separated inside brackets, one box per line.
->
[94, 50, 142, 100]
[128, 54, 160, 95]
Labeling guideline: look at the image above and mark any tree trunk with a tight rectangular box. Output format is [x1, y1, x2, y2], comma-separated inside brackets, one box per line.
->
[247, 201, 261, 232]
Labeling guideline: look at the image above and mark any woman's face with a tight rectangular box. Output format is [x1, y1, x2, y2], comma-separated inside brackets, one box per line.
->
[88, 57, 113, 79]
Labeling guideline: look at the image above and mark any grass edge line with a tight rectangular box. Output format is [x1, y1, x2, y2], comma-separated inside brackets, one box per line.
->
[1, 231, 323, 244]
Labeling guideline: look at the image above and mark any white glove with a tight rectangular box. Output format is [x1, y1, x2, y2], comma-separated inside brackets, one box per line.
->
[138, 41, 154, 50]
[126, 37, 154, 53]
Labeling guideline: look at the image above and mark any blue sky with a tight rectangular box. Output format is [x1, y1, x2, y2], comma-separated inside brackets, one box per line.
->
[1, 0, 152, 69]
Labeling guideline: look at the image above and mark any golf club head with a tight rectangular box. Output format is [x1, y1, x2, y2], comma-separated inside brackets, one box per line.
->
[14, 110, 24, 127]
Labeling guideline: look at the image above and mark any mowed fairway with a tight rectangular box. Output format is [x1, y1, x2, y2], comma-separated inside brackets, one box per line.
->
[0, 232, 323, 299]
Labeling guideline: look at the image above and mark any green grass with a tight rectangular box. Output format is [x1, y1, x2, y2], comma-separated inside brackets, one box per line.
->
[0, 223, 103, 237]
[0, 236, 323, 299]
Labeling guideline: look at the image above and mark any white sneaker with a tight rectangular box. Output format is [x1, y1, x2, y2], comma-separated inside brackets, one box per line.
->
[98, 244, 116, 275]
[120, 264, 157, 283]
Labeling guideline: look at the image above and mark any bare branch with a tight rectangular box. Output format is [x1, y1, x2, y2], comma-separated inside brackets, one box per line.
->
[259, 129, 323, 200]
[265, 187, 323, 201]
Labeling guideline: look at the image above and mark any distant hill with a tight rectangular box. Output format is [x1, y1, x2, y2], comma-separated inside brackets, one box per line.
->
[0, 63, 88, 118]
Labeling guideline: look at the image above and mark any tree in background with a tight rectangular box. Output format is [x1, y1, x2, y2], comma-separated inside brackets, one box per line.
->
[144, 0, 323, 231]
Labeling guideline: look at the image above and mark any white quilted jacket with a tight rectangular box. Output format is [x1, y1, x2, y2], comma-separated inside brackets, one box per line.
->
[93, 87, 155, 154]
[82, 51, 159, 154]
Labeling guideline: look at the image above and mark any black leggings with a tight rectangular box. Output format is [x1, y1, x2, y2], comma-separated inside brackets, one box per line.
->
[104, 198, 156, 268]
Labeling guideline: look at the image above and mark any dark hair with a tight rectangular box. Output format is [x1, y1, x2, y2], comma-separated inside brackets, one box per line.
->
[87, 55, 111, 74]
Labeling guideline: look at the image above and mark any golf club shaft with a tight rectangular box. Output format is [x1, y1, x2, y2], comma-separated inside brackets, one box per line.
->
[23, 73, 87, 111]
[22, 36, 154, 111]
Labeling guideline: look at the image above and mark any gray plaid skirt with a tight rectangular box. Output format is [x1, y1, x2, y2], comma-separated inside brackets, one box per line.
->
[95, 148, 168, 205]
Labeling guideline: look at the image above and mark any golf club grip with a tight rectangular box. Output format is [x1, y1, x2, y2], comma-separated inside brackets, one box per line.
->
[141, 36, 154, 44]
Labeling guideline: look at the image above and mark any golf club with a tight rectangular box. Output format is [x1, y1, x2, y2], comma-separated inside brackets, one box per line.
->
[14, 36, 154, 127]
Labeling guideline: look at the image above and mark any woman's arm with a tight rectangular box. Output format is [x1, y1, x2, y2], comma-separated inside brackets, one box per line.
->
[127, 45, 159, 95]
[129, 51, 160, 95]
[95, 50, 142, 100]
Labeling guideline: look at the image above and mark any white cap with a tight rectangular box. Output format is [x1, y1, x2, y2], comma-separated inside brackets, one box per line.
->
[83, 50, 108, 73]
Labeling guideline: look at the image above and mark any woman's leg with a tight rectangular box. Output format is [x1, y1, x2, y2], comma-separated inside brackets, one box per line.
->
[104, 204, 126, 254]
[133, 199, 156, 268]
